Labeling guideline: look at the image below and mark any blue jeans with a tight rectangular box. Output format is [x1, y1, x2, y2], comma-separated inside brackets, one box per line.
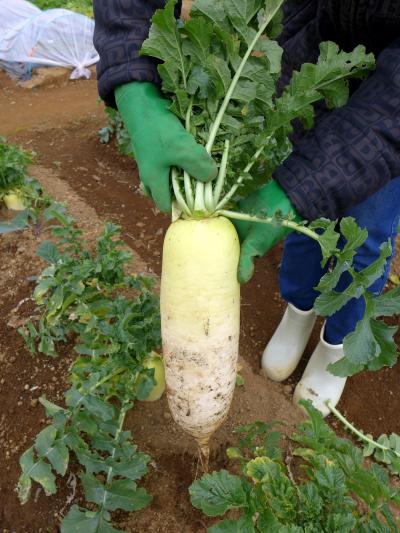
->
[280, 177, 400, 345]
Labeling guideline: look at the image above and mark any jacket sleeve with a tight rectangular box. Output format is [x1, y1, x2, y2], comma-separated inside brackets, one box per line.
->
[93, 0, 182, 108]
[275, 38, 400, 221]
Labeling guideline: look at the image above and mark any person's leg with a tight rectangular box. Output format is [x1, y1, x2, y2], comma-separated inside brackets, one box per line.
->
[294, 177, 400, 416]
[324, 176, 400, 345]
[262, 232, 327, 380]
[279, 231, 329, 311]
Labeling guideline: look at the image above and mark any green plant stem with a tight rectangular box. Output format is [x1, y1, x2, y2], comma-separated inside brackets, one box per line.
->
[75, 367, 126, 404]
[216, 142, 268, 210]
[172, 168, 191, 216]
[213, 139, 230, 206]
[194, 181, 206, 212]
[326, 400, 400, 458]
[205, 1, 284, 154]
[184, 100, 195, 211]
[103, 401, 130, 491]
[183, 171, 194, 212]
[218, 209, 320, 243]
[95, 399, 131, 528]
[204, 182, 214, 212]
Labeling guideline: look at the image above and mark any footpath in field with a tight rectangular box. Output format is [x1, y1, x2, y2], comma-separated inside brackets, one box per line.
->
[1, 71, 400, 531]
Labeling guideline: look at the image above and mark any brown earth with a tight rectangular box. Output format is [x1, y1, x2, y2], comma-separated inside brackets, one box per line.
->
[0, 70, 400, 532]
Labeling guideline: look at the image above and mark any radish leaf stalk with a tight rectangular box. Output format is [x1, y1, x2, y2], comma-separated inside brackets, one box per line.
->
[327, 400, 400, 476]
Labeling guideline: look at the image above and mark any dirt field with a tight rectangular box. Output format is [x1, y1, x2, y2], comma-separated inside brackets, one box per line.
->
[1, 71, 399, 532]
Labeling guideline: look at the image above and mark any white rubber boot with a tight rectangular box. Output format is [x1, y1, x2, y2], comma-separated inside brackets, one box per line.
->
[261, 303, 316, 382]
[293, 324, 347, 417]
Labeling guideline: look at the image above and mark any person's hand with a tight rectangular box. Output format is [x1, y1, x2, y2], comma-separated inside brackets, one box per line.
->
[115, 82, 217, 213]
[233, 180, 302, 283]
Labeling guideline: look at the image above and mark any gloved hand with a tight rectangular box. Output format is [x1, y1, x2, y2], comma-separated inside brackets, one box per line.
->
[115, 82, 217, 213]
[233, 180, 302, 283]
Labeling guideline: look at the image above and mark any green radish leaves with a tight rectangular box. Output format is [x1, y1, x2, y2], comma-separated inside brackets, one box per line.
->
[141, 0, 286, 200]
[141, 0, 374, 203]
[141, 0, 190, 97]
[328, 288, 400, 377]
[61, 506, 125, 533]
[189, 470, 247, 517]
[304, 217, 400, 377]
[190, 401, 400, 531]
[17, 211, 160, 531]
[0, 137, 32, 195]
[0, 139, 51, 230]
[263, 42, 374, 144]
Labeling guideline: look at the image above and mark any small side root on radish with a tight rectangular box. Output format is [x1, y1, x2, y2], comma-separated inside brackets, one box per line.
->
[198, 437, 210, 473]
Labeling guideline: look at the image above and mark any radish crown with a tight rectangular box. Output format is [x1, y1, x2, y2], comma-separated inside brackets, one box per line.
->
[141, 0, 375, 218]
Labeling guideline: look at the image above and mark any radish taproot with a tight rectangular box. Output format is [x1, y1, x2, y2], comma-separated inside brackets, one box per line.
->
[140, 0, 375, 459]
[140, 353, 166, 402]
[161, 217, 240, 454]
[3, 191, 25, 211]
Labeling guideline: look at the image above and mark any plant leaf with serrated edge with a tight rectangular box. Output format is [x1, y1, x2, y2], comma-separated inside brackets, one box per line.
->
[309, 219, 340, 265]
[39, 396, 67, 417]
[255, 39, 283, 73]
[0, 210, 29, 234]
[34, 426, 69, 476]
[328, 356, 364, 377]
[18, 448, 56, 499]
[209, 516, 256, 533]
[189, 470, 248, 517]
[60, 505, 124, 533]
[354, 240, 392, 290]
[190, 0, 227, 26]
[158, 60, 180, 93]
[374, 285, 400, 316]
[80, 473, 151, 512]
[316, 261, 349, 293]
[314, 290, 354, 317]
[367, 319, 399, 371]
[246, 456, 279, 482]
[205, 55, 232, 99]
[340, 217, 368, 253]
[343, 314, 379, 365]
[36, 241, 61, 263]
[223, 0, 262, 44]
[104, 480, 151, 512]
[232, 79, 258, 103]
[140, 0, 188, 89]
[182, 17, 213, 64]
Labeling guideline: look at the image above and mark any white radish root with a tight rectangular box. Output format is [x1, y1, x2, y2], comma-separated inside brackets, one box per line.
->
[3, 191, 25, 211]
[160, 216, 240, 459]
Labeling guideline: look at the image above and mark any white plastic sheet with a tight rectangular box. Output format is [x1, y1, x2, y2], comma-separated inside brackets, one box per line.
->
[0, 0, 99, 79]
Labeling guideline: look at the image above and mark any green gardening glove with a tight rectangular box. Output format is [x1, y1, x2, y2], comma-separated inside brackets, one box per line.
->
[233, 180, 303, 283]
[115, 82, 217, 213]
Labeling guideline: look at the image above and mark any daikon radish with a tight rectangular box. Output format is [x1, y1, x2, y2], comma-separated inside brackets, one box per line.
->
[3, 191, 25, 211]
[161, 217, 240, 457]
[140, 353, 166, 402]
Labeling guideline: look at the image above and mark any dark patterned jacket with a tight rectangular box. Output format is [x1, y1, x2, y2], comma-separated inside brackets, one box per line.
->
[93, 1, 400, 220]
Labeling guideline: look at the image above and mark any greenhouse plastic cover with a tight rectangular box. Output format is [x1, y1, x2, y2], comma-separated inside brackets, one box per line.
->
[0, 0, 99, 79]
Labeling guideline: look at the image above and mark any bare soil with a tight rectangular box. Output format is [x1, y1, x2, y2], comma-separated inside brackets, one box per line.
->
[1, 70, 399, 532]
